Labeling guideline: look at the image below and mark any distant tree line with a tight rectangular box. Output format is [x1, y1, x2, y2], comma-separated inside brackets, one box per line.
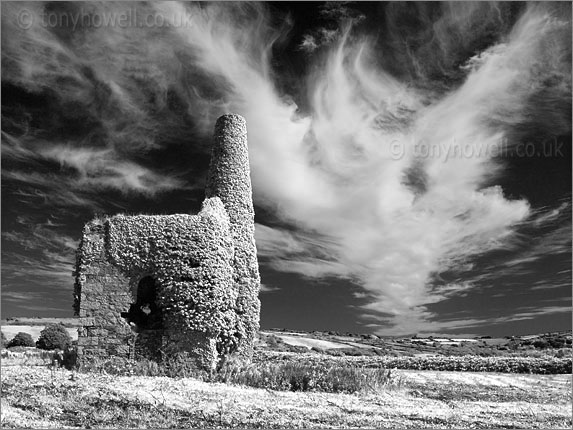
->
[1, 324, 73, 350]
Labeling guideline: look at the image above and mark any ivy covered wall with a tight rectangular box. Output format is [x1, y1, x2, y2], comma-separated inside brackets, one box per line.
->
[206, 114, 261, 360]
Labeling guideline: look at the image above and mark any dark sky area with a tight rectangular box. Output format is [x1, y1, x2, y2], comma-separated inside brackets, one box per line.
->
[1, 2, 571, 336]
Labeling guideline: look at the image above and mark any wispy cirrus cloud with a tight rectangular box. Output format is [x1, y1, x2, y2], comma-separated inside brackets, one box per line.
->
[530, 281, 571, 292]
[1, 2, 199, 213]
[363, 305, 572, 336]
[259, 283, 279, 293]
[2, 221, 77, 257]
[11, 187, 102, 210]
[255, 223, 351, 279]
[2, 136, 189, 199]
[450, 199, 571, 287]
[40, 145, 188, 196]
[237, 3, 569, 333]
[2, 221, 78, 316]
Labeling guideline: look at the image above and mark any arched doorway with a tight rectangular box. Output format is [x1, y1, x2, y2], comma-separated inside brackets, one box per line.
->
[121, 276, 164, 360]
[122, 276, 163, 331]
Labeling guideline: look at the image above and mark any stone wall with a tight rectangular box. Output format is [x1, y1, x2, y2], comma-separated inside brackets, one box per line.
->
[74, 219, 133, 358]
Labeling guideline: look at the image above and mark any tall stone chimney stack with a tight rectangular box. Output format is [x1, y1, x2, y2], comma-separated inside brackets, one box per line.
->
[206, 114, 260, 358]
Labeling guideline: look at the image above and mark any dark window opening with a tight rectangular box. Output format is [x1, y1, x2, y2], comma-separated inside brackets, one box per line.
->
[121, 276, 163, 331]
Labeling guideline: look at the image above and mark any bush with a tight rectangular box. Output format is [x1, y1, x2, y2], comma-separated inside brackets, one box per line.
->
[337, 347, 365, 356]
[265, 334, 282, 349]
[7, 332, 35, 348]
[161, 352, 207, 378]
[548, 337, 566, 348]
[37, 324, 72, 350]
[259, 351, 572, 374]
[60, 347, 79, 370]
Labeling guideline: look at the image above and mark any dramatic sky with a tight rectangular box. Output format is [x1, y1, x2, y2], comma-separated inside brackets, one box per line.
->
[1, 2, 571, 336]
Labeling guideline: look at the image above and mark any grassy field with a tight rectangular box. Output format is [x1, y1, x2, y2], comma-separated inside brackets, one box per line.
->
[1, 365, 571, 428]
[1, 318, 81, 327]
[1, 320, 571, 428]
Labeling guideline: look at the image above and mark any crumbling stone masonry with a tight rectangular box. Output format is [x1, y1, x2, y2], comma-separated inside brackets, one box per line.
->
[73, 114, 261, 370]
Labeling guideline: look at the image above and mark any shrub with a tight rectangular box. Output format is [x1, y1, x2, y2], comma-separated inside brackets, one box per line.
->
[214, 360, 398, 393]
[258, 351, 572, 374]
[265, 334, 282, 349]
[61, 347, 79, 370]
[507, 340, 521, 351]
[36, 324, 72, 350]
[548, 337, 565, 348]
[7, 332, 35, 348]
[160, 352, 207, 379]
[337, 347, 365, 356]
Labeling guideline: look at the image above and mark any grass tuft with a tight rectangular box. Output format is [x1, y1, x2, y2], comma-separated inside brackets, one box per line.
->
[76, 354, 399, 394]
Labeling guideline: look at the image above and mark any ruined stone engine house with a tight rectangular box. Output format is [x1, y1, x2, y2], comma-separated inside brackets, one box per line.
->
[73, 114, 260, 370]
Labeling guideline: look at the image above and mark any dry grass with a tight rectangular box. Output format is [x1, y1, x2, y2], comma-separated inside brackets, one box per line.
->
[73, 353, 400, 394]
[1, 348, 56, 366]
[1, 365, 571, 428]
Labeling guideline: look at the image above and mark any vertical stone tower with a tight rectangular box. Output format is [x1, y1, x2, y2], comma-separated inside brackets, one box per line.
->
[74, 114, 260, 369]
[206, 114, 261, 360]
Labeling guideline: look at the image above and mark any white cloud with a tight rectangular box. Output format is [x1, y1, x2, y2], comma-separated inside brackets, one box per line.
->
[255, 223, 352, 279]
[255, 224, 309, 258]
[237, 5, 567, 331]
[2, 139, 188, 197]
[2, 223, 78, 301]
[154, 2, 568, 332]
[259, 283, 279, 293]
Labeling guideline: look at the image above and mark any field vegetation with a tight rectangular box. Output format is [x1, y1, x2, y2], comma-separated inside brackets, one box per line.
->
[1, 320, 571, 428]
[1, 363, 570, 428]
